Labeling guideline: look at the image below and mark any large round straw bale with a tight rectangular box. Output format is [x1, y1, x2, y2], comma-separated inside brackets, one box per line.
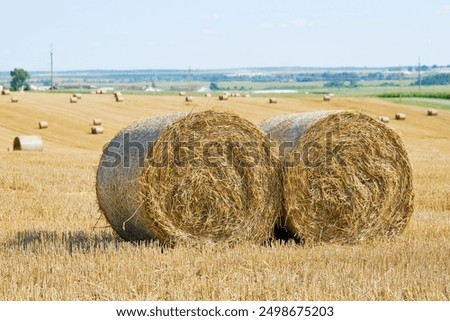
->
[395, 112, 406, 120]
[378, 116, 389, 123]
[13, 135, 43, 151]
[260, 111, 414, 244]
[93, 118, 102, 125]
[38, 121, 48, 129]
[427, 109, 438, 116]
[116, 95, 124, 102]
[219, 94, 228, 101]
[97, 111, 281, 245]
[73, 93, 82, 99]
[70, 96, 77, 103]
[179, 91, 186, 96]
[2, 89, 11, 95]
[96, 113, 187, 241]
[91, 126, 104, 134]
[185, 96, 193, 102]
[11, 96, 19, 103]
[114, 91, 122, 98]
[269, 98, 278, 104]
[323, 94, 331, 101]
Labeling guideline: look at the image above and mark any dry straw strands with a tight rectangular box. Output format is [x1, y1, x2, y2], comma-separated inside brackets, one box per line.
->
[185, 96, 193, 102]
[395, 113, 406, 120]
[11, 96, 19, 103]
[96, 113, 188, 241]
[38, 121, 48, 129]
[92, 118, 102, 126]
[427, 109, 438, 116]
[96, 111, 281, 245]
[91, 126, 104, 134]
[269, 98, 278, 104]
[70, 97, 77, 103]
[13, 135, 43, 151]
[261, 111, 414, 244]
[378, 116, 390, 123]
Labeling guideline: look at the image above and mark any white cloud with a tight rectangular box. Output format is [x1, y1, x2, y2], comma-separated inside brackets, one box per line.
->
[290, 19, 307, 27]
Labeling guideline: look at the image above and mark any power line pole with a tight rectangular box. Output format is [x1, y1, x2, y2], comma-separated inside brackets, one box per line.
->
[50, 44, 54, 91]
[418, 56, 421, 92]
[399, 64, 402, 102]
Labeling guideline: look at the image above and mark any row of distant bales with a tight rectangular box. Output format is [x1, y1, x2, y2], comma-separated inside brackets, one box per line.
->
[1, 88, 440, 152]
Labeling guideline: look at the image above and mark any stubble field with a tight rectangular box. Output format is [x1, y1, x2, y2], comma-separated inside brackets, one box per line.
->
[0, 92, 448, 300]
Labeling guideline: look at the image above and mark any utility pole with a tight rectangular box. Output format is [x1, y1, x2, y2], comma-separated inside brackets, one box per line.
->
[50, 44, 53, 91]
[418, 56, 421, 92]
[399, 65, 402, 102]
[187, 65, 192, 92]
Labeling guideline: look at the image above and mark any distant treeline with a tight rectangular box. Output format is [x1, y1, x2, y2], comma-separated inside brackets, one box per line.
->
[411, 73, 450, 86]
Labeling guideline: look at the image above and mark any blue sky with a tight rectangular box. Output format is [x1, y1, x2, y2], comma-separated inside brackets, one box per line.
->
[1, 0, 449, 71]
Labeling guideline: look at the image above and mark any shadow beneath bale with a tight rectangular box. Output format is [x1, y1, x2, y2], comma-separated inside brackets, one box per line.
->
[270, 225, 304, 246]
[3, 230, 161, 254]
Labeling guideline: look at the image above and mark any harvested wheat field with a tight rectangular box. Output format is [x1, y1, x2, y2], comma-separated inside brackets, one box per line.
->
[0, 92, 449, 300]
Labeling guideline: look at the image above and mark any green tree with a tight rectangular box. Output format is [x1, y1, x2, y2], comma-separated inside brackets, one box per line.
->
[209, 82, 219, 91]
[10, 68, 30, 91]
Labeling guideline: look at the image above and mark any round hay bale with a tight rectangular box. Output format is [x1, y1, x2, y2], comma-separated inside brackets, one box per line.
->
[73, 93, 82, 99]
[179, 91, 186, 96]
[13, 135, 43, 151]
[378, 116, 390, 123]
[260, 111, 414, 244]
[244, 94, 250, 98]
[2, 89, 11, 95]
[70, 96, 78, 103]
[11, 96, 19, 103]
[96, 113, 188, 241]
[204, 93, 211, 97]
[140, 110, 281, 245]
[323, 94, 331, 101]
[219, 94, 228, 101]
[395, 113, 406, 120]
[185, 96, 193, 102]
[116, 95, 124, 102]
[114, 91, 122, 98]
[269, 98, 278, 104]
[93, 118, 102, 126]
[91, 126, 104, 134]
[427, 109, 438, 116]
[38, 121, 48, 129]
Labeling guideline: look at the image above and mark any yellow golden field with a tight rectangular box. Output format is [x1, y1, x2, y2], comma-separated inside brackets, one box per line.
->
[0, 92, 448, 300]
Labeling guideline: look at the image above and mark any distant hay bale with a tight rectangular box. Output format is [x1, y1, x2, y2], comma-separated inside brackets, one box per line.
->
[179, 91, 186, 96]
[38, 121, 48, 129]
[261, 111, 414, 244]
[116, 95, 124, 102]
[323, 94, 331, 101]
[70, 97, 78, 103]
[73, 93, 82, 99]
[93, 118, 102, 126]
[13, 135, 43, 151]
[11, 96, 19, 103]
[328, 93, 335, 97]
[235, 92, 241, 97]
[96, 111, 281, 245]
[185, 96, 193, 102]
[91, 126, 104, 134]
[219, 94, 229, 101]
[2, 89, 10, 95]
[204, 93, 211, 97]
[244, 94, 250, 98]
[378, 116, 390, 123]
[269, 98, 278, 104]
[114, 91, 122, 98]
[395, 113, 406, 120]
[427, 109, 438, 116]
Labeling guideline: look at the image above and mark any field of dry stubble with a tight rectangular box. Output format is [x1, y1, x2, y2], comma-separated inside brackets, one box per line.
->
[0, 92, 448, 300]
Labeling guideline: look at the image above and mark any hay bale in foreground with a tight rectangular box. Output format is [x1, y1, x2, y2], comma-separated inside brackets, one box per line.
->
[93, 118, 102, 126]
[13, 135, 43, 151]
[427, 109, 438, 116]
[378, 116, 390, 123]
[261, 111, 414, 244]
[38, 121, 48, 129]
[91, 126, 104, 134]
[96, 111, 281, 244]
[395, 113, 406, 120]
[11, 96, 19, 103]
